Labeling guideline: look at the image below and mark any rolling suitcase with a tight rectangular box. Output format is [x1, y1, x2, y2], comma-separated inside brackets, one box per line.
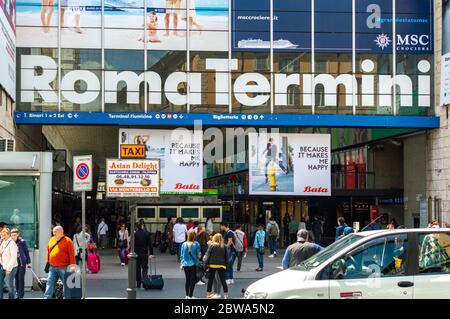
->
[64, 271, 82, 299]
[88, 252, 100, 273]
[30, 268, 63, 299]
[143, 259, 164, 290]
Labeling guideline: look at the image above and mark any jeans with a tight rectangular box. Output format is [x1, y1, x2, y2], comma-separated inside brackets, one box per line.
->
[118, 248, 127, 264]
[235, 251, 244, 271]
[256, 249, 264, 269]
[207, 268, 228, 293]
[44, 266, 67, 299]
[136, 254, 149, 287]
[183, 265, 197, 297]
[15, 265, 26, 299]
[0, 266, 18, 299]
[225, 250, 236, 280]
[175, 242, 183, 262]
[268, 236, 278, 255]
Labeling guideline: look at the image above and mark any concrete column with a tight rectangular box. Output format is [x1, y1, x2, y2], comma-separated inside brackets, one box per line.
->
[38, 152, 53, 277]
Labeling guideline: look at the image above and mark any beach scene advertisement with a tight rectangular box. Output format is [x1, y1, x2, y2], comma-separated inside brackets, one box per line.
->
[0, 0, 16, 100]
[16, 0, 228, 50]
[118, 129, 203, 194]
[249, 133, 331, 196]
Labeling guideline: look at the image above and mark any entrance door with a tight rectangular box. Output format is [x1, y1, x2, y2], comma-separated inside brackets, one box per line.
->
[329, 234, 413, 299]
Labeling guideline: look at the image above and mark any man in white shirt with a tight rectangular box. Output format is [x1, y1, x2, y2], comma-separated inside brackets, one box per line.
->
[0, 227, 19, 299]
[97, 218, 109, 250]
[173, 218, 187, 262]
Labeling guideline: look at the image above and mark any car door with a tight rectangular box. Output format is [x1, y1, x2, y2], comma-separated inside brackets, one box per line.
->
[328, 233, 414, 299]
[413, 231, 450, 299]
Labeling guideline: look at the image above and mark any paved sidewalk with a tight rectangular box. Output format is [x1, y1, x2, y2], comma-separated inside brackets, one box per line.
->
[23, 248, 285, 299]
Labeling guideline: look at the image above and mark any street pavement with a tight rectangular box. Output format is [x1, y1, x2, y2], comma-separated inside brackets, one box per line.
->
[23, 248, 285, 299]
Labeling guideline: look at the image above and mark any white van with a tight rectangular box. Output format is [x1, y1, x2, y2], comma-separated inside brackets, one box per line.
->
[244, 229, 450, 299]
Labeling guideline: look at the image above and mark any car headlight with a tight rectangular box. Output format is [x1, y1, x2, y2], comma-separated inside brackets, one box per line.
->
[245, 291, 268, 299]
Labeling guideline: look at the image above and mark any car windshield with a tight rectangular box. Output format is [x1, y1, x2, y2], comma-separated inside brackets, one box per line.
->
[296, 234, 364, 269]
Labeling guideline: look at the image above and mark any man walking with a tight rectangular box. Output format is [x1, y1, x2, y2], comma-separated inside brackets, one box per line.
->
[288, 218, 298, 245]
[44, 226, 76, 299]
[234, 225, 248, 272]
[0, 228, 18, 299]
[266, 217, 280, 258]
[173, 218, 187, 262]
[220, 222, 237, 285]
[11, 229, 31, 299]
[97, 218, 109, 250]
[282, 229, 323, 269]
[135, 220, 155, 288]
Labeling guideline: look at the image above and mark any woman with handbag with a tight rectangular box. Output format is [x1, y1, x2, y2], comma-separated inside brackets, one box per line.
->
[117, 223, 129, 266]
[73, 225, 89, 266]
[203, 233, 229, 299]
[254, 224, 266, 271]
[180, 231, 201, 299]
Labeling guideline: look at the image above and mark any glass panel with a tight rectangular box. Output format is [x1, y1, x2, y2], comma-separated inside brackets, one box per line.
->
[418, 233, 450, 274]
[137, 207, 156, 219]
[337, 234, 408, 279]
[181, 207, 199, 218]
[159, 207, 177, 218]
[203, 207, 220, 219]
[0, 176, 38, 248]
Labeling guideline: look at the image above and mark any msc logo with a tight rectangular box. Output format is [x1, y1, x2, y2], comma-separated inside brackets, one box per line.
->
[397, 34, 430, 46]
[374, 33, 391, 50]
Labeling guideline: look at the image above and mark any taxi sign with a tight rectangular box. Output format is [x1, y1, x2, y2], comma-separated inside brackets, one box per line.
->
[120, 144, 146, 159]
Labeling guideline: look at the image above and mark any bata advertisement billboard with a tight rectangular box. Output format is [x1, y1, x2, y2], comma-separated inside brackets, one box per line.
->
[442, 0, 450, 106]
[0, 0, 16, 100]
[118, 128, 203, 194]
[249, 133, 331, 196]
[106, 159, 160, 198]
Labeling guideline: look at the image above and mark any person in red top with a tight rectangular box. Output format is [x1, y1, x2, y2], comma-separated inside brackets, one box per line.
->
[234, 225, 248, 272]
[44, 226, 76, 299]
[187, 219, 194, 231]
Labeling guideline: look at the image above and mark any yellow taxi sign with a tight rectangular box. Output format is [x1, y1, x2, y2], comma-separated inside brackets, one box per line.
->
[120, 144, 146, 159]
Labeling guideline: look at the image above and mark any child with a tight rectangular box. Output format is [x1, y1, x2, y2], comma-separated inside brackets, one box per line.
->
[139, 11, 161, 43]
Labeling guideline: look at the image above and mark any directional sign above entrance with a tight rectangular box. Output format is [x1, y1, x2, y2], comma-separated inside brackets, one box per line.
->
[73, 155, 93, 192]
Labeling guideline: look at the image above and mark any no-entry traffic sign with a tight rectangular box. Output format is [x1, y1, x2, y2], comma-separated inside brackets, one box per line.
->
[74, 155, 92, 192]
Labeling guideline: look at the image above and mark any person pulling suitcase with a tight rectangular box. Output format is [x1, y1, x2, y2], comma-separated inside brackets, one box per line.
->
[135, 220, 155, 289]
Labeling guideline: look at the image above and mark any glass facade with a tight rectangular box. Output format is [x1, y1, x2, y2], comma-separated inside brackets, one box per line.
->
[15, 0, 434, 117]
[0, 176, 39, 248]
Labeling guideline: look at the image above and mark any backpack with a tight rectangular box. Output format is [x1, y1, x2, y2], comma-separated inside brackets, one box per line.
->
[234, 231, 244, 252]
[269, 223, 279, 237]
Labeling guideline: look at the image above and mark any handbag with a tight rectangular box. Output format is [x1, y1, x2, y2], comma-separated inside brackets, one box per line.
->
[259, 247, 266, 255]
[45, 237, 63, 273]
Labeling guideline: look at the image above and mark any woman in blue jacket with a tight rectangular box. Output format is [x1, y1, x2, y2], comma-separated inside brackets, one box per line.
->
[180, 231, 201, 299]
[11, 229, 31, 299]
[254, 224, 266, 271]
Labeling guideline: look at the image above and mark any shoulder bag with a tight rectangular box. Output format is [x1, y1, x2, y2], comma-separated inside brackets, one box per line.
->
[45, 237, 63, 273]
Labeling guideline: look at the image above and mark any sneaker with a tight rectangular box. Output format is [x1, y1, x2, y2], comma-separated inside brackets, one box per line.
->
[256, 268, 263, 271]
[190, 296, 197, 299]
[196, 281, 206, 285]
[268, 254, 274, 258]
[185, 296, 191, 299]
[121, 263, 125, 266]
[211, 293, 221, 299]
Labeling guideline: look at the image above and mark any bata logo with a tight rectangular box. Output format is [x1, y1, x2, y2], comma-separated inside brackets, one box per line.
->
[174, 183, 200, 190]
[20, 55, 431, 108]
[303, 186, 329, 193]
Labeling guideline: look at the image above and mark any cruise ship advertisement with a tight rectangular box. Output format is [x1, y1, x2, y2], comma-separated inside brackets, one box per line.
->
[232, 0, 433, 53]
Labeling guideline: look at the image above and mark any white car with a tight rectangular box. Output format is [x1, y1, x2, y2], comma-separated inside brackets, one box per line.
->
[244, 228, 450, 299]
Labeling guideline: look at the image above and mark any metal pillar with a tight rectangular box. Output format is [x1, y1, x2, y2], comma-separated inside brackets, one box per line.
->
[127, 204, 137, 299]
